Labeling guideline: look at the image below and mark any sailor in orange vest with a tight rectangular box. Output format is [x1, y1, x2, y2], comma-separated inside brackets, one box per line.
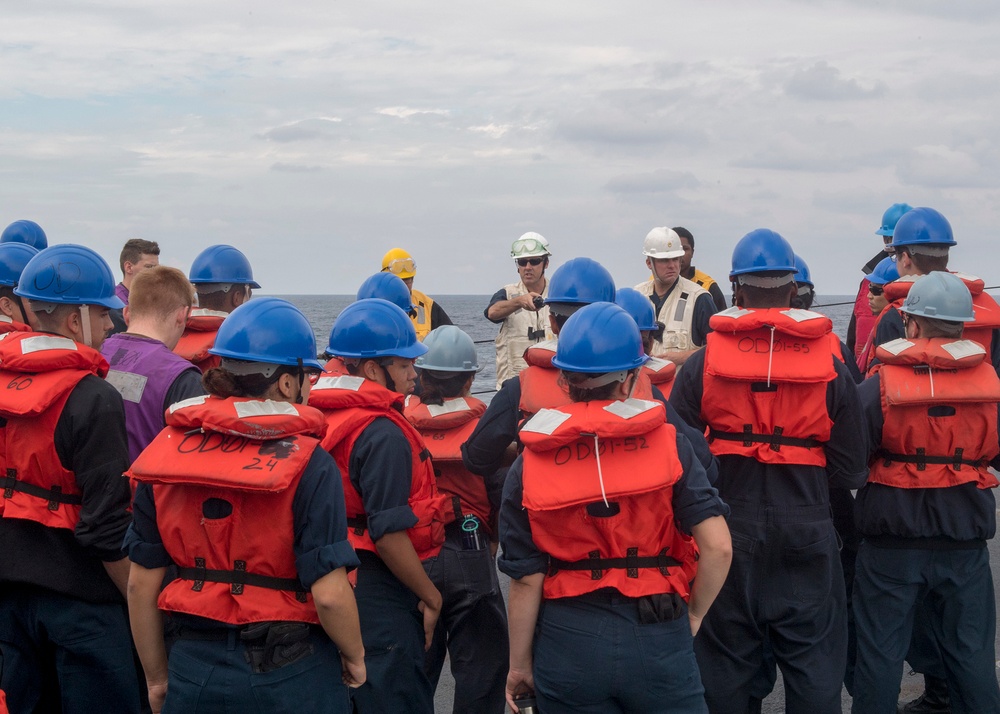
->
[403, 325, 508, 714]
[0, 242, 38, 335]
[322, 273, 417, 377]
[614, 287, 677, 400]
[462, 257, 616, 479]
[311, 298, 450, 714]
[852, 272, 1000, 713]
[865, 207, 1000, 376]
[174, 244, 260, 373]
[669, 229, 868, 713]
[125, 297, 365, 713]
[855, 256, 900, 375]
[500, 302, 732, 713]
[0, 245, 140, 713]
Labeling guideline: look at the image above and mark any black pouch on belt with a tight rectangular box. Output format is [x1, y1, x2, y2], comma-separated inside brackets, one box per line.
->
[637, 593, 685, 624]
[242, 622, 314, 673]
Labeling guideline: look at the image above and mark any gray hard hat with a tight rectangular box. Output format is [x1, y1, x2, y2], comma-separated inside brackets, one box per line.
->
[415, 325, 481, 372]
[900, 271, 974, 323]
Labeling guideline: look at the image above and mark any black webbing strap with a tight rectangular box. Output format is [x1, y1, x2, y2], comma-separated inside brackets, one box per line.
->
[177, 558, 308, 602]
[346, 515, 368, 536]
[876, 447, 988, 472]
[2, 469, 82, 511]
[451, 496, 463, 523]
[709, 425, 822, 452]
[548, 548, 682, 580]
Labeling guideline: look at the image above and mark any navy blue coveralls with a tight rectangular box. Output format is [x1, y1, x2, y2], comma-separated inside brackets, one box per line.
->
[850, 374, 1000, 714]
[125, 448, 360, 714]
[499, 431, 729, 714]
[669, 350, 868, 714]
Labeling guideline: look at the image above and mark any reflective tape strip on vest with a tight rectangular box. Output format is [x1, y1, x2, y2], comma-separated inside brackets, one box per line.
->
[702, 308, 835, 466]
[311, 375, 448, 559]
[130, 395, 323, 624]
[518, 343, 569, 421]
[520, 398, 698, 600]
[632, 358, 676, 401]
[869, 338, 1000, 490]
[0, 333, 107, 529]
[174, 310, 227, 371]
[495, 280, 553, 387]
[404, 395, 493, 534]
[410, 289, 434, 341]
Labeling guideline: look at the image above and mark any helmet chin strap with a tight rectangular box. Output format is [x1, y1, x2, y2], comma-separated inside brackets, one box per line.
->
[78, 305, 93, 348]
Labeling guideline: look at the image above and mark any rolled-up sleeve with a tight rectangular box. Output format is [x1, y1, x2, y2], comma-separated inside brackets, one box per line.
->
[349, 418, 419, 542]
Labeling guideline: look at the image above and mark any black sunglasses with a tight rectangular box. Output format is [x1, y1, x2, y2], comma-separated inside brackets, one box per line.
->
[869, 284, 884, 296]
[516, 257, 544, 267]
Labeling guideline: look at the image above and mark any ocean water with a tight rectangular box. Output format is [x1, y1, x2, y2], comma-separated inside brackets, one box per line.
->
[274, 293, 859, 402]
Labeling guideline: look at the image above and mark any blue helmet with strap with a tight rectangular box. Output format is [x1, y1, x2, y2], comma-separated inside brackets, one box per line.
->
[876, 203, 913, 237]
[210, 297, 324, 370]
[730, 229, 796, 279]
[614, 287, 658, 331]
[552, 303, 648, 374]
[189, 245, 261, 288]
[15, 244, 123, 309]
[0, 243, 40, 287]
[1, 220, 49, 250]
[356, 272, 414, 313]
[544, 257, 615, 313]
[889, 207, 956, 248]
[327, 298, 428, 360]
[868, 256, 900, 286]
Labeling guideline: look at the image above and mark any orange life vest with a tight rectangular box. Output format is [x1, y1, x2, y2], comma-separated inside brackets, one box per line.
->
[865, 273, 1000, 375]
[520, 398, 698, 600]
[404, 395, 493, 535]
[868, 338, 1000, 490]
[632, 356, 676, 401]
[0, 316, 31, 336]
[0, 333, 108, 529]
[310, 375, 448, 560]
[701, 307, 836, 466]
[174, 309, 227, 373]
[518, 340, 569, 419]
[128, 395, 327, 625]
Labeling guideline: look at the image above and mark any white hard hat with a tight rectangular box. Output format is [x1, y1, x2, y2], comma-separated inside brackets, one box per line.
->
[511, 232, 551, 259]
[642, 227, 684, 259]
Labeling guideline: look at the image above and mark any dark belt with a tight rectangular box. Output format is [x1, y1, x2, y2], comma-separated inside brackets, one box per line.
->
[875, 447, 988, 472]
[2, 469, 82, 511]
[177, 558, 308, 602]
[709, 425, 822, 451]
[548, 548, 681, 580]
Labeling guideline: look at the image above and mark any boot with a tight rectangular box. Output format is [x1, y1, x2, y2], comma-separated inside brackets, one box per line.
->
[900, 675, 950, 714]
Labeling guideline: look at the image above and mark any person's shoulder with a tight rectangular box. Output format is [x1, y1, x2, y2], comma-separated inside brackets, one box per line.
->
[678, 275, 709, 296]
[633, 279, 654, 294]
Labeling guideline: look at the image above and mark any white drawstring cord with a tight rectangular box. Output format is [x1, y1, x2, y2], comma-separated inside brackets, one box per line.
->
[593, 433, 610, 508]
[928, 367, 935, 399]
[766, 325, 775, 388]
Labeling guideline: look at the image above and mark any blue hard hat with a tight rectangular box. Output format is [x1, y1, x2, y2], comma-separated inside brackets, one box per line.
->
[189, 245, 261, 288]
[544, 257, 616, 307]
[900, 271, 974, 323]
[0, 243, 40, 287]
[614, 287, 658, 331]
[730, 229, 797, 278]
[868, 256, 900, 286]
[356, 272, 414, 313]
[793, 254, 813, 288]
[552, 303, 648, 374]
[416, 325, 480, 372]
[15, 244, 123, 309]
[1, 220, 49, 250]
[889, 207, 956, 248]
[326, 298, 428, 360]
[210, 297, 324, 370]
[876, 203, 913, 237]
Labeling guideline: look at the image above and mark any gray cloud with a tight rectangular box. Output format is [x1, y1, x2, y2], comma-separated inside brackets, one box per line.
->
[785, 62, 888, 101]
[604, 169, 700, 194]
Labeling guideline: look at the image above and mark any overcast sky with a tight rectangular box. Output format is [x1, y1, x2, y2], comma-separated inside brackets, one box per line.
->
[3, 1, 999, 296]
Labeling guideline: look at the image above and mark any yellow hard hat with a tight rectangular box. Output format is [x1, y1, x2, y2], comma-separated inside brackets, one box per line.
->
[381, 248, 416, 279]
